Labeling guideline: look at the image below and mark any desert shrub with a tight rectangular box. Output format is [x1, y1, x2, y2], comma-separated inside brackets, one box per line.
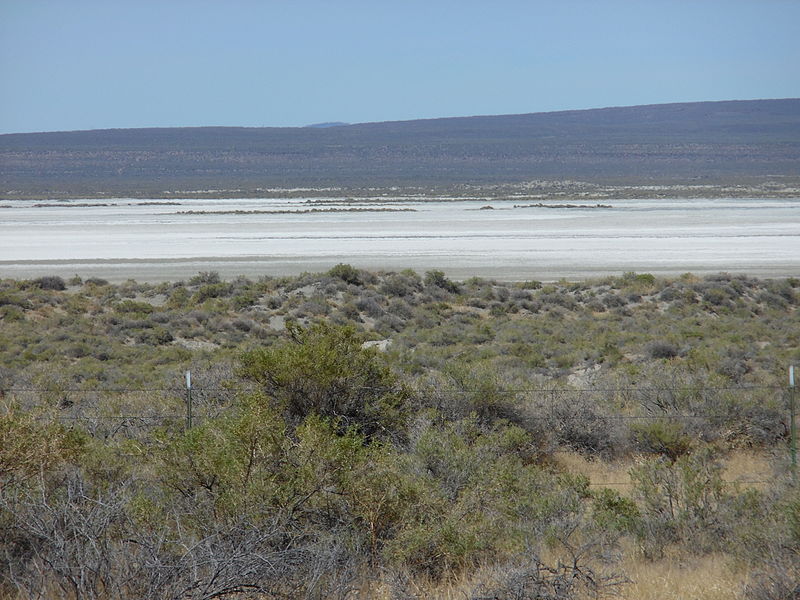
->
[414, 367, 553, 454]
[84, 277, 109, 287]
[625, 292, 642, 303]
[539, 292, 576, 309]
[296, 298, 330, 317]
[135, 327, 174, 346]
[629, 420, 693, 461]
[238, 323, 408, 439]
[758, 291, 788, 309]
[356, 296, 384, 318]
[0, 407, 83, 489]
[0, 305, 24, 321]
[717, 349, 752, 382]
[509, 288, 531, 301]
[2, 269, 800, 591]
[744, 561, 800, 600]
[0, 291, 29, 308]
[375, 314, 405, 335]
[646, 340, 679, 359]
[736, 487, 800, 599]
[327, 263, 362, 285]
[424, 270, 460, 294]
[32, 276, 65, 290]
[3, 470, 355, 600]
[592, 488, 640, 535]
[232, 291, 257, 310]
[115, 299, 154, 314]
[166, 286, 190, 309]
[628, 272, 656, 288]
[149, 311, 170, 324]
[493, 286, 511, 302]
[265, 295, 283, 309]
[766, 279, 796, 303]
[193, 282, 232, 302]
[337, 301, 361, 321]
[586, 300, 606, 313]
[386, 298, 414, 320]
[185, 310, 210, 324]
[517, 280, 542, 290]
[602, 293, 626, 308]
[380, 272, 422, 297]
[540, 391, 624, 458]
[702, 286, 731, 306]
[391, 416, 587, 579]
[470, 552, 628, 600]
[630, 447, 745, 557]
[658, 285, 682, 302]
[489, 301, 507, 316]
[189, 271, 221, 285]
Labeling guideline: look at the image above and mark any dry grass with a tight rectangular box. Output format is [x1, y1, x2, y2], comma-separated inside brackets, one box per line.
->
[554, 450, 634, 494]
[722, 449, 774, 488]
[553, 449, 775, 495]
[357, 551, 749, 599]
[620, 553, 748, 600]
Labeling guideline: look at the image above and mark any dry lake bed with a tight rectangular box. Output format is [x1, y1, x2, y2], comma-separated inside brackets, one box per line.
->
[1, 197, 798, 282]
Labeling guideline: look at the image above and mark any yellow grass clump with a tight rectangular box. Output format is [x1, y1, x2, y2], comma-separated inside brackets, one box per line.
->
[620, 553, 748, 600]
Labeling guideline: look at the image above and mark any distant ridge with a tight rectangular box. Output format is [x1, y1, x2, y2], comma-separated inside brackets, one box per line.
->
[304, 122, 350, 128]
[1, 99, 799, 197]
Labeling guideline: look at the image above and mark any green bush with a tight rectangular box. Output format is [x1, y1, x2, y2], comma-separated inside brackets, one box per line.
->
[232, 291, 257, 310]
[166, 286, 190, 309]
[32, 276, 66, 291]
[193, 282, 232, 302]
[424, 270, 460, 294]
[238, 323, 408, 439]
[84, 277, 109, 287]
[630, 420, 693, 461]
[630, 447, 741, 557]
[328, 263, 362, 285]
[115, 299, 154, 314]
[189, 271, 221, 285]
[0, 306, 24, 322]
[591, 488, 640, 534]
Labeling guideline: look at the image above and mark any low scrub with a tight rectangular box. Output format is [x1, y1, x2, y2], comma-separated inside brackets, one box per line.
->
[1, 270, 797, 598]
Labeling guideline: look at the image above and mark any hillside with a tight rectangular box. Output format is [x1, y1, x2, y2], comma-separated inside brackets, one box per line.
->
[1, 99, 799, 198]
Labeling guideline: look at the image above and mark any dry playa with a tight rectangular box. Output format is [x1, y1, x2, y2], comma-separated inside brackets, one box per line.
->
[1, 197, 798, 282]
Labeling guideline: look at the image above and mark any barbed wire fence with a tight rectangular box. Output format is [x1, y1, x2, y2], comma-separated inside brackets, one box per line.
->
[2, 379, 796, 485]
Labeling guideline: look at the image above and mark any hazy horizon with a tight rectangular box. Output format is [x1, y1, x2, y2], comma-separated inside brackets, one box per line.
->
[2, 97, 797, 136]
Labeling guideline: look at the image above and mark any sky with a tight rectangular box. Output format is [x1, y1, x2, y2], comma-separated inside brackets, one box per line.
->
[1, 0, 799, 134]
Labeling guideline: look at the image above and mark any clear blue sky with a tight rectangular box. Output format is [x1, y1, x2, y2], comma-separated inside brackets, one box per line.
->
[1, 0, 799, 133]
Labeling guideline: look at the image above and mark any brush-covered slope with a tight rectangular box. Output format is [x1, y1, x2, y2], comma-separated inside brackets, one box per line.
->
[1, 99, 799, 196]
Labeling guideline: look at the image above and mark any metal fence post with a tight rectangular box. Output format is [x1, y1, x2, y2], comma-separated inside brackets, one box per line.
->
[186, 370, 193, 430]
[791, 366, 797, 484]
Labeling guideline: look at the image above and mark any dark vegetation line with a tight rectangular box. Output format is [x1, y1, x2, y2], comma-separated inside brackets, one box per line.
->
[174, 207, 417, 215]
[511, 202, 614, 209]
